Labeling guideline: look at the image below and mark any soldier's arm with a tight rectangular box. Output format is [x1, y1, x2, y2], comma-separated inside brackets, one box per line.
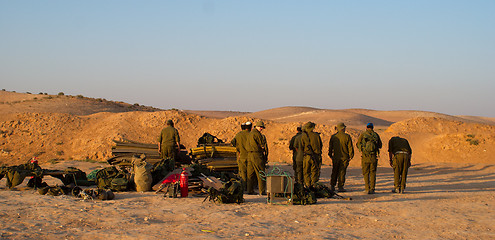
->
[328, 136, 335, 158]
[157, 131, 162, 152]
[231, 136, 237, 147]
[348, 136, 354, 160]
[175, 129, 181, 147]
[406, 140, 412, 156]
[356, 133, 363, 152]
[388, 138, 393, 154]
[377, 134, 383, 149]
[262, 135, 268, 156]
[289, 136, 295, 150]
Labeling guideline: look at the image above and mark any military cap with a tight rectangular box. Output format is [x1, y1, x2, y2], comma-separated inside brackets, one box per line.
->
[254, 121, 265, 128]
[336, 122, 346, 131]
[366, 122, 374, 129]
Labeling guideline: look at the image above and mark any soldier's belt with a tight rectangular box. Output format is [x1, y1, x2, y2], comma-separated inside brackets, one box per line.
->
[395, 151, 409, 155]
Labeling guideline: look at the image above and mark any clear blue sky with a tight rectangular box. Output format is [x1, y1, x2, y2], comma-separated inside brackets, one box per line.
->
[1, 1, 494, 117]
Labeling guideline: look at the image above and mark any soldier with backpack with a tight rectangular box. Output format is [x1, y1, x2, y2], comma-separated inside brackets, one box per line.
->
[357, 123, 382, 194]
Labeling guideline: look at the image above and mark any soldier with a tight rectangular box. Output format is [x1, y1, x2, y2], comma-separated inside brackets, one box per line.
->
[300, 121, 323, 188]
[158, 119, 181, 163]
[388, 136, 412, 193]
[356, 123, 382, 194]
[246, 121, 268, 195]
[231, 121, 252, 190]
[328, 122, 354, 192]
[289, 126, 303, 184]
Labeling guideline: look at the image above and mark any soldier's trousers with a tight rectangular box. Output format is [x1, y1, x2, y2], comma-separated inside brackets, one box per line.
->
[303, 154, 321, 187]
[237, 155, 248, 191]
[361, 157, 378, 192]
[247, 152, 266, 194]
[160, 144, 177, 161]
[293, 160, 304, 184]
[393, 153, 411, 190]
[331, 159, 350, 188]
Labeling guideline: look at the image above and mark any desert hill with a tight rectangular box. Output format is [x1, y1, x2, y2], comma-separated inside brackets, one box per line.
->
[0, 91, 160, 122]
[189, 106, 495, 127]
[0, 91, 494, 166]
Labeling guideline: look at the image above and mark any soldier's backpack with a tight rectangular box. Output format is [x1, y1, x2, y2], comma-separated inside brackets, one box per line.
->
[362, 131, 379, 156]
[197, 133, 223, 146]
[95, 167, 129, 191]
[4, 160, 43, 189]
[292, 183, 317, 205]
[312, 183, 338, 198]
[151, 158, 175, 186]
[205, 179, 244, 204]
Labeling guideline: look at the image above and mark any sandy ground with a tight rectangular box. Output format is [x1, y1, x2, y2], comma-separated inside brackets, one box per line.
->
[1, 162, 494, 240]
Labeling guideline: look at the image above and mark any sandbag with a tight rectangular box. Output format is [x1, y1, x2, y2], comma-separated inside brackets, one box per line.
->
[132, 154, 153, 192]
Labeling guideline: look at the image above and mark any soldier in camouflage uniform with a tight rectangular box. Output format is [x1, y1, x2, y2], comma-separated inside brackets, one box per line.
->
[158, 120, 181, 163]
[246, 121, 268, 195]
[289, 126, 303, 184]
[301, 122, 323, 188]
[231, 121, 252, 190]
[356, 123, 382, 194]
[388, 136, 412, 193]
[328, 122, 354, 192]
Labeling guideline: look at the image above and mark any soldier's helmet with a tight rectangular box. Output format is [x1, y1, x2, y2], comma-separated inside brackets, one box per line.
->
[336, 122, 346, 131]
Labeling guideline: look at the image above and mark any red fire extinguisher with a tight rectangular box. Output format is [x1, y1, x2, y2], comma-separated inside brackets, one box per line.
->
[180, 168, 189, 198]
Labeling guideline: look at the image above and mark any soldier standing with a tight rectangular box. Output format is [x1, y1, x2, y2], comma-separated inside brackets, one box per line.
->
[158, 119, 181, 163]
[356, 123, 382, 194]
[289, 126, 303, 184]
[300, 122, 323, 188]
[231, 121, 252, 190]
[328, 122, 354, 192]
[246, 121, 268, 195]
[388, 136, 412, 193]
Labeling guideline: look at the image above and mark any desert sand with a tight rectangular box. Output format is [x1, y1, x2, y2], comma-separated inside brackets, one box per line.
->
[1, 91, 494, 239]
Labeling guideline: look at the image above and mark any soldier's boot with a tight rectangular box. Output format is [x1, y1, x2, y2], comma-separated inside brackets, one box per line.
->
[338, 187, 346, 192]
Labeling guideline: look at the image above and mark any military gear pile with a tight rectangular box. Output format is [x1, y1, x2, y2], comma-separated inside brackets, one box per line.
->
[0, 160, 43, 189]
[38, 185, 72, 196]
